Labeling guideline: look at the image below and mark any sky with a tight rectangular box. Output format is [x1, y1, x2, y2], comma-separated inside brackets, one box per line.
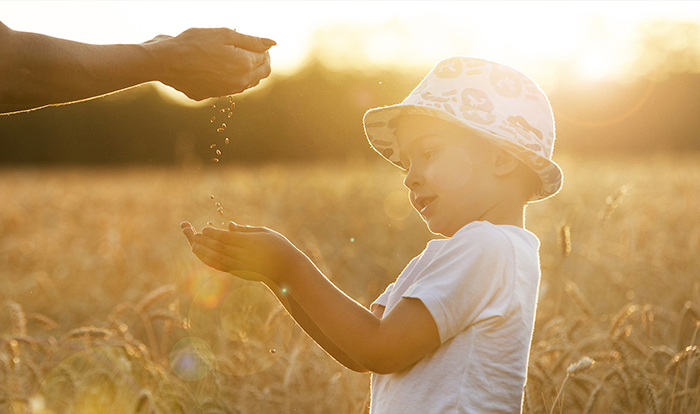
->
[2, 1, 700, 97]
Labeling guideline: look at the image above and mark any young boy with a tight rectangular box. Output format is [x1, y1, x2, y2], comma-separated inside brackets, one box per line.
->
[181, 56, 563, 413]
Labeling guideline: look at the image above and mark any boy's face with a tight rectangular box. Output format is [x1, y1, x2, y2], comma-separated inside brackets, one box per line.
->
[396, 115, 497, 237]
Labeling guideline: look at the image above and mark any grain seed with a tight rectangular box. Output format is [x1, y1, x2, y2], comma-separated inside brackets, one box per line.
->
[210, 116, 216, 123]
[210, 195, 215, 199]
[209, 104, 216, 108]
[225, 138, 230, 145]
[210, 144, 216, 149]
[216, 150, 221, 155]
[212, 158, 219, 163]
[227, 112, 233, 118]
[217, 128, 224, 132]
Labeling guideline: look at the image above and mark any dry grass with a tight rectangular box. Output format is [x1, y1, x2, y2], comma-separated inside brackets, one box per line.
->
[0, 153, 699, 413]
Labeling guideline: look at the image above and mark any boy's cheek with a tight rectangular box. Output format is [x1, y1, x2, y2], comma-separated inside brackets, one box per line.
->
[425, 149, 473, 191]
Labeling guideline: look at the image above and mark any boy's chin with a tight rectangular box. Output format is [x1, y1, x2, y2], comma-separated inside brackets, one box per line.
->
[424, 220, 453, 238]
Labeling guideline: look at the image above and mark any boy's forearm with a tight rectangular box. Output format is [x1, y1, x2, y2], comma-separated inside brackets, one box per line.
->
[266, 283, 369, 373]
[0, 26, 155, 113]
[277, 256, 386, 373]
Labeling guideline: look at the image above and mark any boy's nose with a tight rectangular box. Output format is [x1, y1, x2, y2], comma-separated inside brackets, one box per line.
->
[403, 167, 422, 189]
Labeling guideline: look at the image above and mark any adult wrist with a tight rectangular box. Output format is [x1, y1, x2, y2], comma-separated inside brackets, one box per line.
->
[138, 40, 168, 84]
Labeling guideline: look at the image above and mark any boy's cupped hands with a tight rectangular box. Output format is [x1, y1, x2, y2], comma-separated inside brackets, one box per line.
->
[180, 221, 307, 287]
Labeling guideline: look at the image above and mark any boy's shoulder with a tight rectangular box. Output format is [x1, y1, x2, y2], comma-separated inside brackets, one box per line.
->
[447, 220, 539, 257]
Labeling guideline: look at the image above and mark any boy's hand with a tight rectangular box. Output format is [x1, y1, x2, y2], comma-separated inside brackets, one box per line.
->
[180, 221, 306, 286]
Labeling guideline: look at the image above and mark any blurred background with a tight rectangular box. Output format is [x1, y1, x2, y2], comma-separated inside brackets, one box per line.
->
[2, 2, 700, 413]
[2, 1, 700, 164]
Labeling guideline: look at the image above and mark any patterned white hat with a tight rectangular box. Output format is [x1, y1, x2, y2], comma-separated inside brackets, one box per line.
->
[363, 56, 563, 201]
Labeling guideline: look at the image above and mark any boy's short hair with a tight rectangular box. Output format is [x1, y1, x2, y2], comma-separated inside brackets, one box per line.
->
[363, 56, 563, 201]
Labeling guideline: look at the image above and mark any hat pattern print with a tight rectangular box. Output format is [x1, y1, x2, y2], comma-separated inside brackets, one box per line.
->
[363, 56, 563, 201]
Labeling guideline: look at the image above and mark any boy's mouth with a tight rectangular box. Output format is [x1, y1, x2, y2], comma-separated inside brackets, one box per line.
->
[415, 196, 436, 214]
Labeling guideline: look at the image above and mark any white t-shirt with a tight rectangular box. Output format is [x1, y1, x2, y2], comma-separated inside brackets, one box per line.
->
[369, 221, 541, 414]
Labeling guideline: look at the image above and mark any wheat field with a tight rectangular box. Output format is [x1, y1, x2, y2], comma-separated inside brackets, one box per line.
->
[1, 153, 699, 414]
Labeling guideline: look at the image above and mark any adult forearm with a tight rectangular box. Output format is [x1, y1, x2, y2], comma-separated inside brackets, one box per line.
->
[0, 27, 155, 113]
[265, 283, 369, 373]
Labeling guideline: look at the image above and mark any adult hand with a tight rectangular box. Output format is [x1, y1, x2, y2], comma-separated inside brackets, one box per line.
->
[144, 28, 275, 100]
[0, 22, 276, 114]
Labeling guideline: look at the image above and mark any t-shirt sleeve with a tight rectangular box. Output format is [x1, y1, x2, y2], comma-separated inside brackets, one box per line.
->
[402, 226, 513, 344]
[370, 282, 395, 312]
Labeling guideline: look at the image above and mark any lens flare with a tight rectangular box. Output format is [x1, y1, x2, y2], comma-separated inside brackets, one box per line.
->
[187, 275, 294, 376]
[383, 190, 413, 221]
[189, 272, 230, 308]
[169, 337, 215, 381]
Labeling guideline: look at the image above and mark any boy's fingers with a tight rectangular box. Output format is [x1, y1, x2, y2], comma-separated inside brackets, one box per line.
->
[192, 249, 230, 272]
[180, 222, 196, 245]
[226, 221, 267, 233]
[199, 227, 234, 243]
[193, 233, 239, 256]
[192, 242, 241, 270]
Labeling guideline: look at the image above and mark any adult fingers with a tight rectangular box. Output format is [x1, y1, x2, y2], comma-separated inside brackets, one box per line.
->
[222, 29, 276, 52]
[244, 55, 272, 88]
[225, 48, 269, 78]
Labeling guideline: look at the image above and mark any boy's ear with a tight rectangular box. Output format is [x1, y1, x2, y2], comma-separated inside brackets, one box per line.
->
[492, 147, 520, 177]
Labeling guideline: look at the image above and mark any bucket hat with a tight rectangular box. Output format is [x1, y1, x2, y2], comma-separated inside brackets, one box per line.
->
[363, 56, 563, 201]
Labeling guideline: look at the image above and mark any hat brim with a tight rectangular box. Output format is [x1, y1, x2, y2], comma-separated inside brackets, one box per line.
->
[363, 103, 563, 202]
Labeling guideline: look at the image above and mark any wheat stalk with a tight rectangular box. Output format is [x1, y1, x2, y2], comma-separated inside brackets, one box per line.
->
[5, 301, 27, 337]
[548, 356, 595, 414]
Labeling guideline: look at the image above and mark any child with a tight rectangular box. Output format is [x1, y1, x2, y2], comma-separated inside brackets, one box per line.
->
[181, 56, 563, 414]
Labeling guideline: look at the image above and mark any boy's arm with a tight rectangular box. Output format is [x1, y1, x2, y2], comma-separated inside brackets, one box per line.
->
[0, 22, 274, 114]
[187, 223, 441, 375]
[182, 221, 372, 373]
[266, 283, 371, 373]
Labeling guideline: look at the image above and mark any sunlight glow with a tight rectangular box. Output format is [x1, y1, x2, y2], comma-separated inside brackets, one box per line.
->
[2, 1, 700, 96]
[577, 51, 614, 80]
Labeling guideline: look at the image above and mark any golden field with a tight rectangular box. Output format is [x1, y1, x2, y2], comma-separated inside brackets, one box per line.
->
[1, 154, 700, 414]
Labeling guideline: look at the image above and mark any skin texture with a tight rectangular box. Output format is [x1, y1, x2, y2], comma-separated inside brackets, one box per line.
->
[180, 221, 441, 374]
[396, 115, 530, 234]
[0, 22, 274, 114]
[179, 115, 531, 374]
